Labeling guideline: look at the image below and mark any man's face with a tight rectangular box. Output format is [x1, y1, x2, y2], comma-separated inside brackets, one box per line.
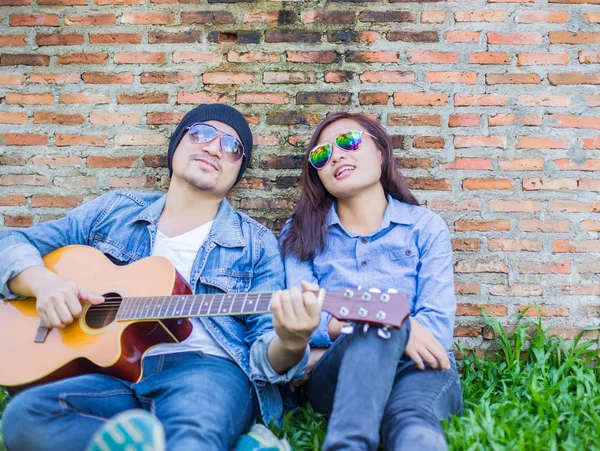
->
[170, 120, 244, 196]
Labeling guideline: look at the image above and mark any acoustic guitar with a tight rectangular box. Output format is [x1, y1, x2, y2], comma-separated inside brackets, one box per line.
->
[0, 245, 410, 391]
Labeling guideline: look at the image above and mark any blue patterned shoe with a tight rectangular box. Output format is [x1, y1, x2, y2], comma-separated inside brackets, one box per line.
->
[86, 409, 165, 451]
[235, 424, 291, 451]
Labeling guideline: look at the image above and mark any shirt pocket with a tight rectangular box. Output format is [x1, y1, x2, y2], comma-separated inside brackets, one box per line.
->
[199, 269, 253, 293]
[92, 238, 135, 266]
[389, 246, 418, 261]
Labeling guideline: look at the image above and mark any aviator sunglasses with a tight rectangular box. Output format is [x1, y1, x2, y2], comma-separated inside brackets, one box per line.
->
[186, 122, 245, 163]
[308, 129, 376, 170]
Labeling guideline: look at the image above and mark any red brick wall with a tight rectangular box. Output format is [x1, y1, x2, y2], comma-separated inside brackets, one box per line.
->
[1, 0, 599, 348]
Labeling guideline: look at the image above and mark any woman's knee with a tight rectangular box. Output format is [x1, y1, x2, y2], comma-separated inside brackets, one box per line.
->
[2, 390, 51, 449]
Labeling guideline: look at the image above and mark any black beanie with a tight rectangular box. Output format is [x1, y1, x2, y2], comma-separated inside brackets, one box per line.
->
[167, 104, 253, 185]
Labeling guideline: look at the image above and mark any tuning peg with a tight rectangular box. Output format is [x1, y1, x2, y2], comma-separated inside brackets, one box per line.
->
[377, 326, 392, 340]
[387, 288, 398, 293]
[340, 323, 355, 335]
[368, 288, 381, 293]
[362, 323, 370, 334]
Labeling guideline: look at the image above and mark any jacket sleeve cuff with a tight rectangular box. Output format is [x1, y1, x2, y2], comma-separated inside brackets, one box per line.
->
[309, 311, 333, 348]
[249, 330, 309, 384]
[0, 243, 44, 301]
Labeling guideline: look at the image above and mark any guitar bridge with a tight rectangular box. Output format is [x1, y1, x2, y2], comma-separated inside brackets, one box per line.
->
[34, 323, 50, 343]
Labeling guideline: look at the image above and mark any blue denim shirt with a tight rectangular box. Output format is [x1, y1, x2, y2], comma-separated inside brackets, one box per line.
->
[282, 196, 456, 352]
[0, 191, 308, 426]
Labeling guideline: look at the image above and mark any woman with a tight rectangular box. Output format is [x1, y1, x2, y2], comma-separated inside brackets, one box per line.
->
[280, 113, 463, 450]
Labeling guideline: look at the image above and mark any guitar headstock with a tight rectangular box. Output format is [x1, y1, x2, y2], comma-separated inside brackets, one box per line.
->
[322, 288, 411, 329]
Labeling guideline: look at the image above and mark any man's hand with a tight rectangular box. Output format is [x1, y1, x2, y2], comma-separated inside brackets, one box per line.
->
[405, 317, 450, 371]
[271, 281, 323, 352]
[35, 277, 104, 329]
[290, 347, 326, 392]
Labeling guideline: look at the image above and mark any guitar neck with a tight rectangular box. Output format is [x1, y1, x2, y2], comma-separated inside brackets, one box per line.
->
[115, 292, 275, 321]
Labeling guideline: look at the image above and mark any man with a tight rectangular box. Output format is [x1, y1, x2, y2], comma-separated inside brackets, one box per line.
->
[0, 104, 320, 450]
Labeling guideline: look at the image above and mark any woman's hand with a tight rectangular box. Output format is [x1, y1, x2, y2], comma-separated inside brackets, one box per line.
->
[405, 317, 450, 371]
[289, 347, 327, 392]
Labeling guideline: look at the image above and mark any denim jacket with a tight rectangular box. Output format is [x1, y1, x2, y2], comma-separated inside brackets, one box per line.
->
[282, 196, 457, 353]
[0, 191, 308, 425]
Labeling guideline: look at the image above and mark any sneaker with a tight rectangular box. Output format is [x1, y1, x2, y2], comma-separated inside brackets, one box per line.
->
[235, 424, 291, 451]
[86, 409, 165, 451]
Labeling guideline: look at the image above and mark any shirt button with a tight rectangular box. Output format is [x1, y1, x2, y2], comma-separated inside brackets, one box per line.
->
[405, 249, 412, 256]
[361, 260, 367, 267]
[361, 238, 367, 244]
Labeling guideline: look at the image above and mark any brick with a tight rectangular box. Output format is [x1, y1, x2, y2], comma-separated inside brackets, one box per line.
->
[413, 136, 444, 148]
[454, 10, 508, 22]
[6, 93, 53, 105]
[302, 10, 355, 23]
[328, 31, 381, 44]
[115, 134, 166, 146]
[457, 304, 508, 316]
[64, 14, 116, 26]
[549, 73, 600, 85]
[551, 114, 600, 130]
[0, 154, 25, 165]
[452, 238, 481, 251]
[489, 114, 515, 126]
[444, 158, 492, 170]
[117, 92, 168, 104]
[259, 155, 305, 170]
[454, 326, 482, 337]
[520, 115, 543, 126]
[455, 282, 480, 295]
[486, 73, 541, 84]
[143, 155, 168, 167]
[297, 92, 351, 105]
[36, 34, 84, 46]
[387, 31, 438, 43]
[0, 194, 26, 206]
[237, 92, 289, 104]
[242, 12, 280, 23]
[0, 74, 25, 84]
[358, 10, 413, 22]
[4, 216, 33, 228]
[1, 54, 49, 66]
[177, 92, 232, 104]
[586, 12, 600, 22]
[346, 51, 399, 63]
[141, 72, 193, 84]
[580, 51, 600, 64]
[53, 176, 97, 188]
[267, 112, 322, 126]
[0, 35, 27, 47]
[518, 53, 569, 66]
[469, 52, 510, 65]
[0, 174, 47, 185]
[519, 95, 571, 107]
[9, 14, 59, 26]
[445, 31, 480, 43]
[579, 180, 600, 191]
[581, 220, 600, 231]
[33, 112, 84, 125]
[580, 262, 600, 273]
[490, 285, 543, 296]
[122, 12, 174, 24]
[557, 285, 600, 296]
[455, 220, 510, 232]
[463, 178, 514, 190]
[31, 195, 81, 208]
[488, 32, 543, 45]
[516, 136, 569, 149]
[523, 178, 578, 190]
[490, 200, 541, 212]
[149, 31, 201, 44]
[57, 53, 108, 65]
[263, 72, 317, 84]
[489, 239, 542, 252]
[360, 71, 413, 83]
[0, 112, 27, 124]
[359, 92, 388, 105]
[89, 34, 141, 45]
[499, 158, 544, 171]
[82, 72, 134, 84]
[203, 72, 254, 85]
[172, 52, 222, 64]
[405, 178, 451, 191]
[56, 134, 107, 147]
[325, 72, 352, 83]
[408, 51, 458, 64]
[427, 72, 477, 84]
[454, 136, 507, 148]
[549, 32, 600, 44]
[553, 240, 600, 253]
[287, 51, 339, 64]
[146, 113, 184, 125]
[389, 114, 440, 126]
[0, 134, 47, 146]
[32, 155, 82, 166]
[30, 73, 80, 84]
[584, 305, 600, 316]
[553, 159, 600, 171]
[60, 93, 109, 104]
[114, 52, 165, 64]
[421, 10, 445, 23]
[266, 31, 320, 43]
[393, 92, 448, 106]
[208, 32, 260, 44]
[517, 305, 569, 317]
[228, 51, 280, 63]
[516, 11, 568, 23]
[520, 219, 571, 233]
[519, 262, 570, 274]
[108, 177, 153, 188]
[449, 114, 479, 127]
[549, 201, 600, 213]
[582, 137, 600, 150]
[454, 94, 507, 106]
[87, 156, 137, 168]
[181, 11, 233, 24]
[396, 158, 432, 169]
[90, 113, 140, 125]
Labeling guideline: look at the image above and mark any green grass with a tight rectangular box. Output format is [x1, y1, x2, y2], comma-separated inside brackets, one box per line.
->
[1, 313, 598, 450]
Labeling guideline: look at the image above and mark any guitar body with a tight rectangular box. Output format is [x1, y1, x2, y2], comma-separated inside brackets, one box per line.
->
[0, 245, 193, 391]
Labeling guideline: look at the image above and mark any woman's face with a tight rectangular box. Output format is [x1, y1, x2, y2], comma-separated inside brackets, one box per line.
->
[313, 118, 383, 200]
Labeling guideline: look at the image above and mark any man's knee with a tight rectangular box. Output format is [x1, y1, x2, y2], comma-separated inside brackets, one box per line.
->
[2, 390, 49, 450]
[382, 408, 446, 451]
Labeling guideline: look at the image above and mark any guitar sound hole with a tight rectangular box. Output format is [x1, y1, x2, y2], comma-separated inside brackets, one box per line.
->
[84, 292, 121, 330]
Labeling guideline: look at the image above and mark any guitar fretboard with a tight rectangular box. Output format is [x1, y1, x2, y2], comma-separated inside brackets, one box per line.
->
[115, 292, 273, 321]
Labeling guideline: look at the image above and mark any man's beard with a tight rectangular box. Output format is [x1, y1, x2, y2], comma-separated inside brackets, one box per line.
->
[180, 162, 219, 192]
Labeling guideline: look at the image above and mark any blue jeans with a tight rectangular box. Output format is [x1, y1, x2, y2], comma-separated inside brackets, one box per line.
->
[305, 321, 463, 451]
[2, 352, 258, 451]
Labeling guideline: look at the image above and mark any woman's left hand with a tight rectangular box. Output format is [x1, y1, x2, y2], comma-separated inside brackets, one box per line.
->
[405, 317, 451, 371]
[289, 347, 327, 392]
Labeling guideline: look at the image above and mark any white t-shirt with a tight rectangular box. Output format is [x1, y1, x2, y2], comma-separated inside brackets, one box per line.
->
[145, 221, 231, 359]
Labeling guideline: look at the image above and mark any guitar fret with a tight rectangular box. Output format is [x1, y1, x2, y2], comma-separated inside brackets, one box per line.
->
[158, 296, 169, 318]
[193, 295, 204, 316]
[253, 293, 260, 313]
[185, 296, 194, 317]
[130, 296, 142, 320]
[239, 292, 248, 314]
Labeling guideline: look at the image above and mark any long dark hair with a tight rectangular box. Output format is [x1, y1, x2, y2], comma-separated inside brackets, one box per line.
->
[281, 112, 420, 261]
